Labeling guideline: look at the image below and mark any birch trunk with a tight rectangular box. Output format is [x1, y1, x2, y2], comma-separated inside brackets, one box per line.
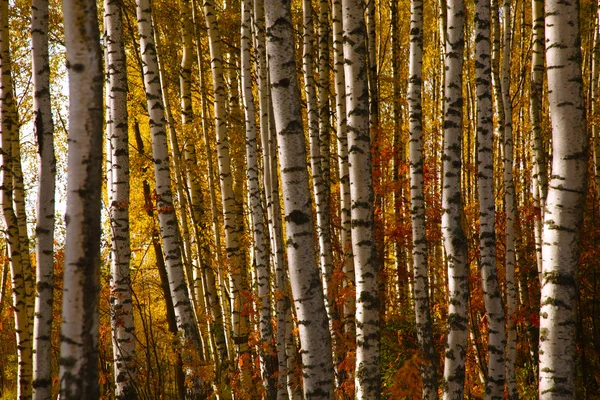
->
[31, 0, 56, 397]
[407, 1, 437, 398]
[475, 1, 505, 398]
[201, 0, 250, 372]
[342, 0, 380, 394]
[530, 0, 547, 283]
[332, 0, 355, 338]
[501, 1, 517, 397]
[1, 2, 33, 396]
[105, 0, 136, 397]
[264, 0, 335, 395]
[250, 0, 294, 393]
[59, 1, 103, 397]
[441, 0, 469, 398]
[241, 0, 276, 395]
[539, 0, 588, 397]
[136, 0, 207, 395]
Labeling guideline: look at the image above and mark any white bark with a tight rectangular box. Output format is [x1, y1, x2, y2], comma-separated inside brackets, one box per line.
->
[241, 0, 276, 395]
[441, 0, 469, 398]
[136, 0, 207, 395]
[407, 1, 437, 398]
[501, 1, 517, 397]
[201, 0, 250, 369]
[332, 0, 354, 337]
[1, 3, 33, 396]
[475, 1, 505, 398]
[539, 0, 588, 397]
[59, 0, 103, 397]
[31, 0, 56, 398]
[105, 0, 136, 397]
[342, 0, 380, 394]
[264, 0, 335, 395]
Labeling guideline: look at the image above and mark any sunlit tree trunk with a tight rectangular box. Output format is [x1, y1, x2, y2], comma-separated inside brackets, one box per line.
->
[201, 0, 250, 375]
[500, 1, 517, 397]
[31, 0, 56, 398]
[264, 0, 335, 395]
[59, 1, 103, 397]
[190, 3, 234, 385]
[530, 0, 547, 283]
[441, 0, 469, 398]
[332, 0, 354, 339]
[539, 0, 588, 397]
[241, 0, 276, 395]
[105, 0, 136, 397]
[475, 1, 505, 398]
[407, 1, 437, 398]
[136, 0, 207, 395]
[342, 0, 380, 395]
[250, 0, 295, 394]
[1, 2, 33, 397]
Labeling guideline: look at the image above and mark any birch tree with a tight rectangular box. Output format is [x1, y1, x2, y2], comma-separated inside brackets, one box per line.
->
[441, 0, 469, 397]
[105, 0, 136, 397]
[475, 0, 505, 398]
[241, 0, 276, 394]
[539, 0, 588, 397]
[136, 0, 207, 395]
[407, 1, 437, 397]
[501, 1, 517, 396]
[342, 0, 380, 394]
[31, 0, 56, 398]
[1, 1, 33, 397]
[59, 0, 103, 397]
[200, 0, 251, 371]
[264, 0, 335, 395]
[332, 0, 354, 338]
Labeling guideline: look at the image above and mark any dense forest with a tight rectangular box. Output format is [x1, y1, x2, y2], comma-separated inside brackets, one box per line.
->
[0, 0, 598, 398]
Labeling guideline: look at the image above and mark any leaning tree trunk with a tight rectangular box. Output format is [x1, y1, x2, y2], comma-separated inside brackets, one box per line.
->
[441, 0, 469, 398]
[136, 0, 207, 396]
[1, 2, 33, 397]
[264, 0, 335, 396]
[105, 0, 137, 398]
[539, 0, 588, 398]
[407, 1, 437, 398]
[31, 0, 56, 398]
[341, 0, 381, 395]
[475, 1, 505, 398]
[59, 1, 103, 397]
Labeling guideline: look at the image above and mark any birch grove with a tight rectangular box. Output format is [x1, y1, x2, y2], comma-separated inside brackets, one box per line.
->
[1, 0, 599, 398]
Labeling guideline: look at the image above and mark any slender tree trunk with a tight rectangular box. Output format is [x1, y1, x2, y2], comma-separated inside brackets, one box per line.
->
[241, 0, 276, 395]
[408, 1, 437, 398]
[136, 1, 207, 395]
[441, 0, 469, 398]
[105, 0, 137, 397]
[342, 0, 380, 395]
[530, 0, 547, 284]
[200, 0, 250, 375]
[332, 0, 355, 340]
[31, 0, 56, 398]
[264, 0, 336, 395]
[475, 1, 506, 398]
[59, 1, 103, 397]
[501, 1, 517, 397]
[250, 0, 295, 394]
[539, 0, 588, 397]
[1, 3, 33, 397]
